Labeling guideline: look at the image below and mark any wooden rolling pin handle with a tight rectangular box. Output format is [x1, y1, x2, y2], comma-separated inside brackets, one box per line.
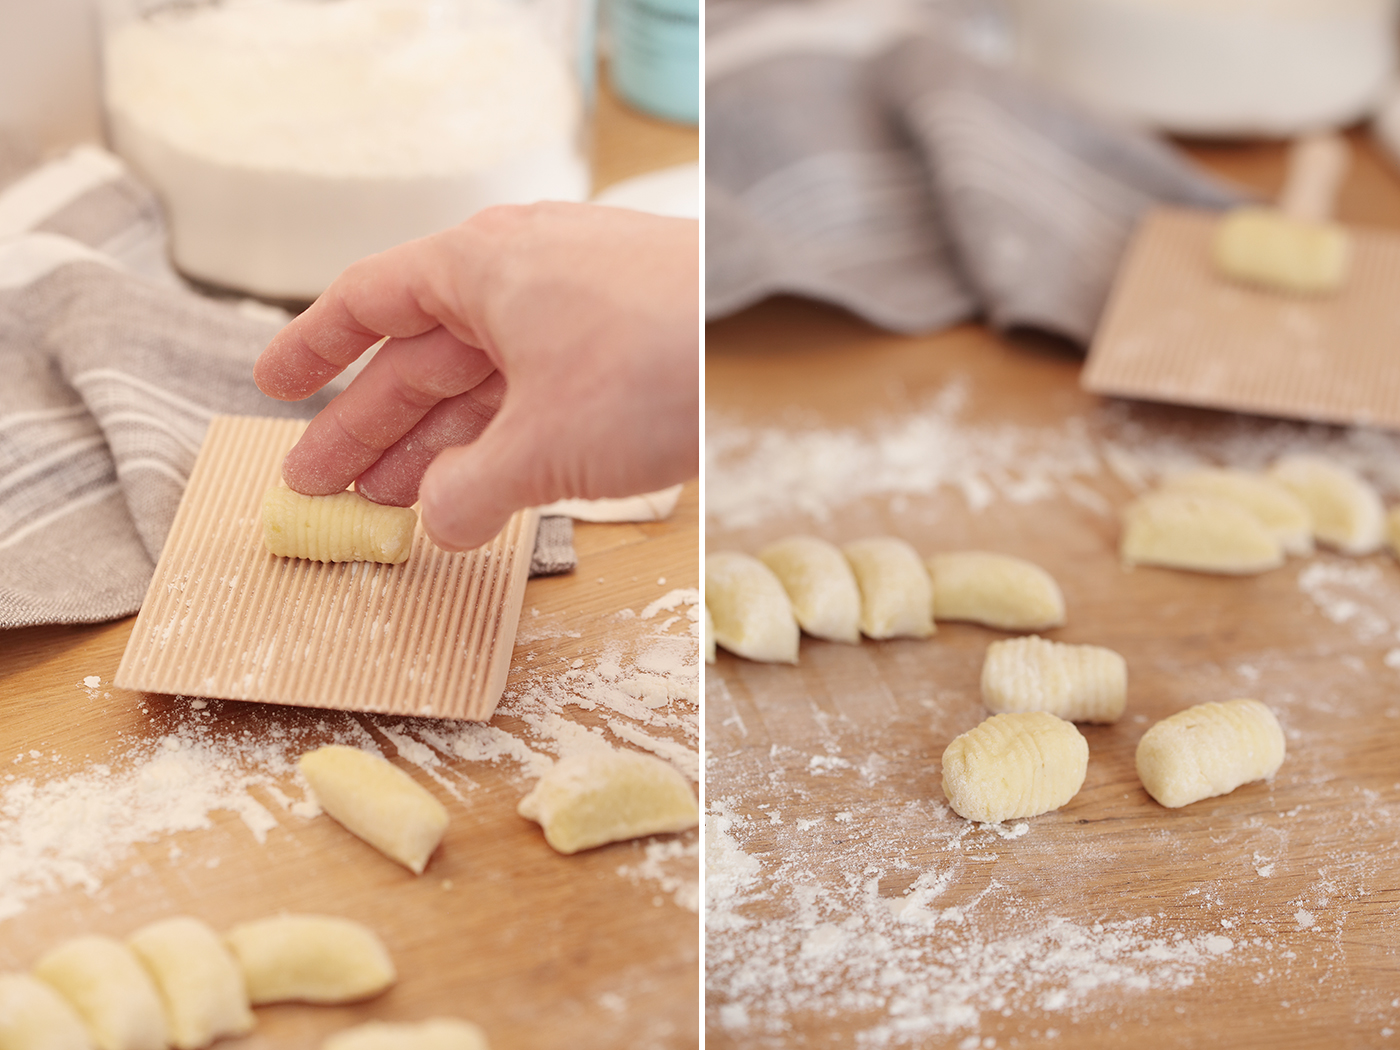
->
[1277, 132, 1351, 223]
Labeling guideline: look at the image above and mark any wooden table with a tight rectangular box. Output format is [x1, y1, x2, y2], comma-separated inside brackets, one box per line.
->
[705, 134, 1400, 1049]
[1, 82, 699, 1049]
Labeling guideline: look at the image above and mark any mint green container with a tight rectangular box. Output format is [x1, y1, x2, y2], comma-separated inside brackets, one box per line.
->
[608, 0, 699, 125]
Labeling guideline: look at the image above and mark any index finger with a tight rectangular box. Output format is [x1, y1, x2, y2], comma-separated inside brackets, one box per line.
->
[253, 235, 473, 402]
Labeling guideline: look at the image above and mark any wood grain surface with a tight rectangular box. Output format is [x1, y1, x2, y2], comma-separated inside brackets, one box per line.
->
[705, 135, 1400, 1049]
[0, 78, 699, 1049]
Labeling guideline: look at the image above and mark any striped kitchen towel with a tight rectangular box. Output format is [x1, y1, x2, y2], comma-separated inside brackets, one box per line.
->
[706, 5, 1243, 343]
[0, 145, 573, 630]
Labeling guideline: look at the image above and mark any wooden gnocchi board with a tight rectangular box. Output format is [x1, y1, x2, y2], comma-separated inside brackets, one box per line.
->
[116, 415, 539, 720]
[1082, 206, 1400, 429]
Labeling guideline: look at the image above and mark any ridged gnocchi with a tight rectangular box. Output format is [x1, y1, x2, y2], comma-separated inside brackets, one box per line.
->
[1268, 454, 1385, 555]
[1212, 206, 1350, 295]
[298, 745, 450, 875]
[1135, 699, 1286, 809]
[126, 917, 255, 1050]
[32, 935, 169, 1050]
[1120, 490, 1284, 574]
[842, 537, 935, 640]
[981, 636, 1127, 724]
[516, 750, 699, 855]
[262, 486, 418, 565]
[942, 712, 1088, 824]
[927, 551, 1065, 631]
[758, 535, 862, 643]
[223, 915, 395, 1006]
[1160, 468, 1313, 556]
[705, 552, 800, 663]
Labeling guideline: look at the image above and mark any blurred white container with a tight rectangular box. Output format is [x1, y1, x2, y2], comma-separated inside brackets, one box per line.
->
[102, 0, 595, 301]
[0, 0, 104, 157]
[1012, 0, 1399, 137]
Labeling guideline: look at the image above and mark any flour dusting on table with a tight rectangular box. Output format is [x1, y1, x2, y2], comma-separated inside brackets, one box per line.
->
[1, 590, 700, 933]
[707, 380, 1400, 533]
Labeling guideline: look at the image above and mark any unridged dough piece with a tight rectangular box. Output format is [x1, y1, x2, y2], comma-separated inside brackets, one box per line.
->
[928, 551, 1066, 631]
[981, 636, 1126, 724]
[704, 552, 799, 663]
[126, 917, 254, 1050]
[321, 1018, 490, 1050]
[1212, 207, 1350, 295]
[1120, 490, 1284, 574]
[0, 973, 93, 1050]
[223, 915, 395, 1006]
[841, 537, 935, 640]
[32, 936, 168, 1050]
[941, 712, 1088, 824]
[1268, 454, 1385, 555]
[298, 745, 449, 875]
[262, 486, 417, 564]
[1160, 468, 1314, 556]
[517, 751, 699, 854]
[1136, 698, 1286, 809]
[758, 535, 862, 643]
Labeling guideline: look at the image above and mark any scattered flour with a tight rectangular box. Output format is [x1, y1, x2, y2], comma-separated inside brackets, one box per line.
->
[707, 381, 1400, 533]
[2, 590, 700, 930]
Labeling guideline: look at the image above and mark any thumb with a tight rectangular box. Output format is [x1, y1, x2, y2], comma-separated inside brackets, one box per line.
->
[417, 410, 557, 552]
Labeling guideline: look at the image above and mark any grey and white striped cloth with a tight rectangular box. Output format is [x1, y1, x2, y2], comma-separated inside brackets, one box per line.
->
[0, 144, 572, 630]
[706, 7, 1244, 342]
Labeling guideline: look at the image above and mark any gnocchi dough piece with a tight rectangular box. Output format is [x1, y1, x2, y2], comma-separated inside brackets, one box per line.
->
[223, 915, 395, 1006]
[927, 551, 1066, 631]
[758, 535, 862, 643]
[517, 750, 699, 854]
[703, 605, 716, 664]
[841, 537, 935, 640]
[298, 745, 449, 875]
[1268, 454, 1385, 555]
[1120, 490, 1283, 574]
[1136, 698, 1286, 809]
[1160, 468, 1313, 556]
[0, 973, 92, 1050]
[262, 486, 417, 564]
[981, 636, 1127, 724]
[704, 552, 800, 663]
[1212, 207, 1349, 295]
[32, 936, 168, 1050]
[322, 1018, 490, 1050]
[126, 917, 254, 1050]
[941, 712, 1088, 824]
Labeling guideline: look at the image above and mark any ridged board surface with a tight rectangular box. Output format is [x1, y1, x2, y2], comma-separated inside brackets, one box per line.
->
[1083, 207, 1400, 429]
[116, 416, 539, 720]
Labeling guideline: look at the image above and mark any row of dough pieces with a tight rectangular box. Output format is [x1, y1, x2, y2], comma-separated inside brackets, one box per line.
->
[0, 913, 481, 1050]
[0, 749, 700, 1050]
[706, 453, 1400, 666]
[1123, 455, 1398, 573]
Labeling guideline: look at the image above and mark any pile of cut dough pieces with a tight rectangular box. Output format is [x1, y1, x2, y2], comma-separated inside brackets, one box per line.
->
[705, 521, 1295, 822]
[0, 912, 487, 1050]
[1122, 455, 1396, 572]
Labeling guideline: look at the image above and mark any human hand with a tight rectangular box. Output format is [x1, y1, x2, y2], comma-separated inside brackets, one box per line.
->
[253, 201, 698, 551]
